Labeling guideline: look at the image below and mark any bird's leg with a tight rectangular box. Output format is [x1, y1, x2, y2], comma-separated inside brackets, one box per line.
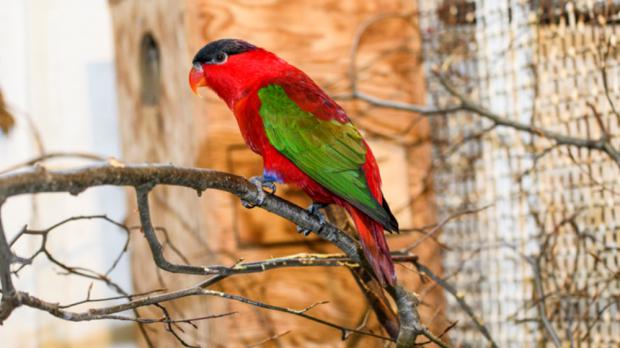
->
[296, 202, 328, 236]
[241, 175, 277, 209]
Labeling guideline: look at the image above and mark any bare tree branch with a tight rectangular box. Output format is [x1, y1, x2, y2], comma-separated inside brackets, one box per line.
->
[0, 163, 435, 345]
[414, 261, 498, 348]
[0, 152, 107, 175]
[0, 164, 361, 260]
[0, 198, 18, 322]
[336, 91, 464, 116]
[12, 278, 392, 342]
[435, 71, 620, 167]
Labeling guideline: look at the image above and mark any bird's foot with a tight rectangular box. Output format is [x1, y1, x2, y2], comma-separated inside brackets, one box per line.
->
[241, 176, 277, 209]
[296, 202, 328, 236]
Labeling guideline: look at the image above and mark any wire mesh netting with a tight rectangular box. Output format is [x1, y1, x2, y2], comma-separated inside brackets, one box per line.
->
[418, 0, 620, 346]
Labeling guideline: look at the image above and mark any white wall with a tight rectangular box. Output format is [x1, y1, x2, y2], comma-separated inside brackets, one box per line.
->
[0, 1, 133, 347]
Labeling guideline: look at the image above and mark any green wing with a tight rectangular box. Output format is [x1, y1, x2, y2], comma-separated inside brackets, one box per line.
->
[258, 84, 391, 226]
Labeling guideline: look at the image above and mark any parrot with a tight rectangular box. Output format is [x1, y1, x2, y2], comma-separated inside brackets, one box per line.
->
[189, 39, 399, 286]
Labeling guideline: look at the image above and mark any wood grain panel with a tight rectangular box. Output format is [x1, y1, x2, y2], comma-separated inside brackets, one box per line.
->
[109, 1, 211, 347]
[110, 0, 444, 346]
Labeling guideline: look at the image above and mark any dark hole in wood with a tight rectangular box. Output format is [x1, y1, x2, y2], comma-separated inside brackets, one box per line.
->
[140, 33, 161, 106]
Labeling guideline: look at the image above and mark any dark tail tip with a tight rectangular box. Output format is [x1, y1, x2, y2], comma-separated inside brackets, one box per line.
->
[382, 194, 399, 233]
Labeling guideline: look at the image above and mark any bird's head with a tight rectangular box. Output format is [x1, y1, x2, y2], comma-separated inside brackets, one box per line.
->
[189, 39, 285, 104]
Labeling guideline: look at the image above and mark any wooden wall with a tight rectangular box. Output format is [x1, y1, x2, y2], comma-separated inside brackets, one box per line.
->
[109, 1, 212, 346]
[109, 0, 442, 346]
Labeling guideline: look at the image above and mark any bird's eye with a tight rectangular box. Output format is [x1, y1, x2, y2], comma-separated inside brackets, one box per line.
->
[213, 52, 228, 64]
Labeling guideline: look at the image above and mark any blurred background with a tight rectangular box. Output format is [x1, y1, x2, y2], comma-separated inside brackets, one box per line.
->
[0, 0, 619, 347]
[0, 0, 130, 347]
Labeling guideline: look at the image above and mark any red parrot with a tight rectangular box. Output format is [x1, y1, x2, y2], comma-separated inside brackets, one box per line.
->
[189, 39, 398, 286]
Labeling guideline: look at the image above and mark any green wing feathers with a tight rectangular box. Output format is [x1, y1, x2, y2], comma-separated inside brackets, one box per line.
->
[258, 84, 394, 229]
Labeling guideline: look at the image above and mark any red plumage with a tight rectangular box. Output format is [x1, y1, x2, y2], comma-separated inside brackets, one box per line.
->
[191, 41, 397, 286]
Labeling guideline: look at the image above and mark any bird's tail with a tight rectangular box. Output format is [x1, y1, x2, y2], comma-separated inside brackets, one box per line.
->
[346, 205, 396, 286]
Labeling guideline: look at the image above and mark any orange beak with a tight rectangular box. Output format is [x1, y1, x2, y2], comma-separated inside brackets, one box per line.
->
[189, 63, 206, 96]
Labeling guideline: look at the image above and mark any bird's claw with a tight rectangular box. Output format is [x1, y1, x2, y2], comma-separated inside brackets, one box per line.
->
[241, 176, 276, 209]
[250, 176, 276, 195]
[296, 202, 328, 236]
[296, 228, 312, 236]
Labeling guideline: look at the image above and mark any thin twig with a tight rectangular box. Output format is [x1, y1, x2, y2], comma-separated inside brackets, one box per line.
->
[414, 262, 498, 348]
[0, 198, 19, 322]
[0, 152, 107, 175]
